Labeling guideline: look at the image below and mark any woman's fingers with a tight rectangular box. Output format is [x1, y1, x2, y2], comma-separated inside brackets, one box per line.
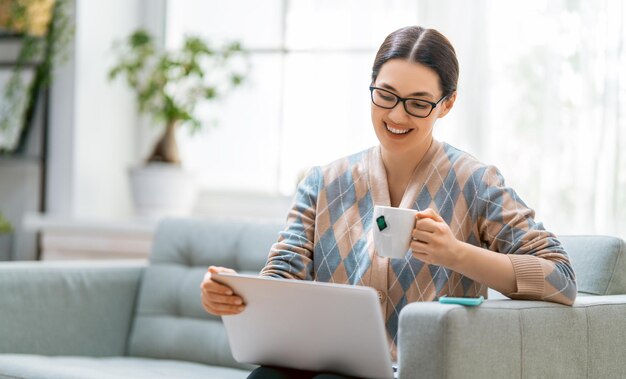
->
[200, 266, 243, 316]
[414, 217, 438, 233]
[201, 290, 246, 315]
[202, 298, 245, 315]
[202, 297, 245, 313]
[411, 228, 433, 242]
[203, 281, 234, 295]
[410, 238, 430, 252]
[211, 302, 246, 313]
[208, 265, 236, 275]
[416, 208, 443, 222]
[201, 268, 235, 294]
[209, 292, 244, 306]
[410, 234, 432, 258]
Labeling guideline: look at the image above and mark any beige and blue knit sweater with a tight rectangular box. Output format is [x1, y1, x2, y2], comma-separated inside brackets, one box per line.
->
[260, 139, 577, 359]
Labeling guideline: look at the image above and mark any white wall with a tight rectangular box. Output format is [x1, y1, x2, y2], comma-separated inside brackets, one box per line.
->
[47, 0, 165, 220]
[46, 0, 77, 218]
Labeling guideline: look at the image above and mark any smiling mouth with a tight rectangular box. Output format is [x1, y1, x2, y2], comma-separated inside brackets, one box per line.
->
[385, 123, 413, 135]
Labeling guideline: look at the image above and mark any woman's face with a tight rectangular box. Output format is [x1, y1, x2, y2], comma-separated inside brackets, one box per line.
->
[371, 59, 455, 157]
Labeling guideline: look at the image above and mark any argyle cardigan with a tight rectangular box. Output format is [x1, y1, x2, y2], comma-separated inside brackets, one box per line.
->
[260, 139, 577, 359]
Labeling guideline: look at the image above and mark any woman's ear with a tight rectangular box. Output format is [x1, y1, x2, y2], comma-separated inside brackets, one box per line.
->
[437, 91, 457, 119]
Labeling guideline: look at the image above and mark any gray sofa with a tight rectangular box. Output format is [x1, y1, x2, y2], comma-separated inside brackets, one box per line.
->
[0, 219, 624, 379]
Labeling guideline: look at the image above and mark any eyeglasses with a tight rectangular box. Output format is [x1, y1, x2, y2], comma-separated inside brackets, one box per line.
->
[369, 86, 446, 118]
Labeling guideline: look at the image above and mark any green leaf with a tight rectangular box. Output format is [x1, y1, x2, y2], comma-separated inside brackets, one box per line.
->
[108, 28, 251, 145]
[204, 87, 217, 98]
[130, 29, 152, 48]
[231, 74, 244, 86]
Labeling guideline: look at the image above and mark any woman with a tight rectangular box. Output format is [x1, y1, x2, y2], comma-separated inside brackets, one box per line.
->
[201, 25, 577, 378]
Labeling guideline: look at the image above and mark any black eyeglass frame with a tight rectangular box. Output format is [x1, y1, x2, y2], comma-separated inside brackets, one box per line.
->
[369, 86, 447, 118]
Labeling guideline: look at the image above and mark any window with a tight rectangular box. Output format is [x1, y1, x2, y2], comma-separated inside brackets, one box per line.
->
[166, 0, 418, 195]
[166, 0, 626, 237]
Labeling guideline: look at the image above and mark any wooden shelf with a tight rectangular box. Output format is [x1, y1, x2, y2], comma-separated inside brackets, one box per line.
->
[24, 214, 156, 261]
[0, 36, 45, 65]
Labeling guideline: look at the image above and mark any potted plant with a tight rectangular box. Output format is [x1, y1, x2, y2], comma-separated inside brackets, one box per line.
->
[0, 211, 13, 261]
[109, 29, 249, 218]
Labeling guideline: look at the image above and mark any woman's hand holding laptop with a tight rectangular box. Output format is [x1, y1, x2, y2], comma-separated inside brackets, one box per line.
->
[200, 266, 246, 316]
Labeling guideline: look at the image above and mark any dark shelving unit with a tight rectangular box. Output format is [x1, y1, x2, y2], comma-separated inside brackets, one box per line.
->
[0, 34, 48, 261]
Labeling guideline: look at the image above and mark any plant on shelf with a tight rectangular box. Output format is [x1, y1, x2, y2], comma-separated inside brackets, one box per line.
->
[0, 0, 73, 153]
[108, 29, 249, 164]
[108, 29, 249, 218]
[0, 211, 11, 261]
[0, 212, 12, 234]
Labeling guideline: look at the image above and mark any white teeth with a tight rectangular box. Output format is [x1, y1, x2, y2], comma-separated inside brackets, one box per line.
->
[386, 124, 411, 135]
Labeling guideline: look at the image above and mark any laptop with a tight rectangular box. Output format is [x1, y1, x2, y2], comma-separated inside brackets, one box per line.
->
[212, 273, 395, 379]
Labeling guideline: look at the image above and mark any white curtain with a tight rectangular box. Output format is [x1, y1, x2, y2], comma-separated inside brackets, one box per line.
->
[424, 0, 626, 238]
[168, 0, 626, 237]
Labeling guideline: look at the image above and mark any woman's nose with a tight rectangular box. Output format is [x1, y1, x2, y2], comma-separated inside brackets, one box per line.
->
[387, 101, 410, 124]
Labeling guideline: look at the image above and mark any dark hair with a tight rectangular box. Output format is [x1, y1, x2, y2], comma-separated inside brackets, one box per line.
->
[371, 26, 459, 98]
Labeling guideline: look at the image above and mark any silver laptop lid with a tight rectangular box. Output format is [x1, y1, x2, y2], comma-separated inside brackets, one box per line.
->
[213, 273, 394, 379]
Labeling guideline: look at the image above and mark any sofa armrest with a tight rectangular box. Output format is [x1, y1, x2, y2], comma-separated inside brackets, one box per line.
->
[398, 296, 626, 379]
[0, 261, 145, 357]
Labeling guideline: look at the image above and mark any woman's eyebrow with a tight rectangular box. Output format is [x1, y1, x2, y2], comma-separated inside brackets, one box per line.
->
[378, 83, 434, 98]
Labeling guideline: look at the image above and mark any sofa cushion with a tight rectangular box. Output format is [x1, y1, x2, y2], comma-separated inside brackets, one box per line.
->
[0, 355, 250, 379]
[148, 218, 282, 271]
[560, 235, 626, 295]
[127, 218, 284, 369]
[0, 263, 142, 356]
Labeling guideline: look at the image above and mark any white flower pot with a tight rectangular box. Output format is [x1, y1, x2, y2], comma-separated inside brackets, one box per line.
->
[130, 163, 197, 220]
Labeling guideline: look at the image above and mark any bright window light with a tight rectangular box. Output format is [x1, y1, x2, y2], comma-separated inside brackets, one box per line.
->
[165, 0, 626, 236]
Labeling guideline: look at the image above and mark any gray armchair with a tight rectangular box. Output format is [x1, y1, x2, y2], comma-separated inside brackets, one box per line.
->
[0, 219, 624, 378]
[399, 235, 626, 379]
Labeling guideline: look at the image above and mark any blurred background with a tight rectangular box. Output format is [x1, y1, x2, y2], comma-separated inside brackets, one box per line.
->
[1, 0, 625, 261]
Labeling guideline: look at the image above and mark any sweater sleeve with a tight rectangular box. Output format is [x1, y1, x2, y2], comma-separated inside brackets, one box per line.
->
[259, 167, 320, 280]
[476, 166, 577, 305]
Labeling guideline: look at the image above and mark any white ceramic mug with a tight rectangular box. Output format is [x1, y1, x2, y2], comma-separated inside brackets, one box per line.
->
[372, 205, 418, 259]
